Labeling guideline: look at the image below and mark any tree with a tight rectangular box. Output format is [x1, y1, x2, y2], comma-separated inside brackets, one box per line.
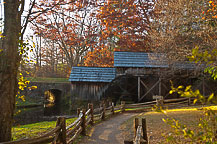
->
[0, 0, 67, 141]
[150, 0, 215, 63]
[0, 1, 24, 141]
[157, 1, 217, 143]
[31, 0, 100, 68]
[83, 0, 156, 67]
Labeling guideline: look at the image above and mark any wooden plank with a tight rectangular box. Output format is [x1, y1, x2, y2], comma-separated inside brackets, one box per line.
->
[153, 95, 163, 100]
[159, 78, 161, 96]
[85, 109, 91, 116]
[163, 97, 188, 103]
[66, 121, 82, 137]
[142, 118, 148, 144]
[81, 109, 86, 135]
[134, 126, 142, 144]
[66, 114, 82, 129]
[138, 77, 141, 100]
[67, 127, 82, 144]
[140, 80, 154, 96]
[134, 118, 139, 138]
[139, 80, 160, 102]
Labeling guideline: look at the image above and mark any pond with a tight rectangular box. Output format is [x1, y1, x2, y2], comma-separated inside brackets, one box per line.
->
[14, 103, 76, 126]
[14, 99, 101, 126]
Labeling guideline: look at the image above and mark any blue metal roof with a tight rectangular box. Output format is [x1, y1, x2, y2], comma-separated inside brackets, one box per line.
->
[114, 51, 202, 70]
[114, 51, 169, 68]
[69, 67, 116, 82]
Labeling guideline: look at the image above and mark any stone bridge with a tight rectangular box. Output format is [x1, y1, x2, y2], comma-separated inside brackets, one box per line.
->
[21, 82, 71, 103]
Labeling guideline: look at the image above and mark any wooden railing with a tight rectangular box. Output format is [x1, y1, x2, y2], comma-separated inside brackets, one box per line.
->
[3, 102, 124, 144]
[4, 97, 195, 144]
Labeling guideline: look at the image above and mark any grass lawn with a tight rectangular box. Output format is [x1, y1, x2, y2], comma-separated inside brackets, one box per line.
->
[122, 105, 217, 143]
[12, 118, 77, 141]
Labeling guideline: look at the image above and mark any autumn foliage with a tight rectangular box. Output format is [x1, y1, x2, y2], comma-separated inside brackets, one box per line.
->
[31, 0, 155, 68]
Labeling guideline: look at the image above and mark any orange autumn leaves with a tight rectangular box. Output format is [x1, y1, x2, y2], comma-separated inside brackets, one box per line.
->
[84, 46, 114, 67]
[202, 1, 217, 20]
[83, 0, 155, 67]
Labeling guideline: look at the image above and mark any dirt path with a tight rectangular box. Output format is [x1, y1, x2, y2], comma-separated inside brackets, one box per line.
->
[79, 113, 137, 144]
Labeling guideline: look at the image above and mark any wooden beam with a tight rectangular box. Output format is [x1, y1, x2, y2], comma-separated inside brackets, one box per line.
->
[159, 78, 162, 96]
[140, 80, 155, 96]
[139, 80, 160, 102]
[138, 77, 141, 100]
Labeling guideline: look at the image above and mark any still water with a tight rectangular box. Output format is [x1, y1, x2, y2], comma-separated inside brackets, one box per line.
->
[14, 103, 76, 126]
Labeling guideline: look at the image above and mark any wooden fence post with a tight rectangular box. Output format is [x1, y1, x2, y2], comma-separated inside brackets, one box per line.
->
[81, 109, 86, 135]
[111, 102, 115, 115]
[56, 117, 66, 144]
[188, 98, 191, 106]
[134, 118, 139, 138]
[77, 108, 80, 117]
[142, 118, 148, 144]
[54, 117, 61, 143]
[102, 104, 106, 120]
[89, 103, 94, 125]
[121, 101, 125, 112]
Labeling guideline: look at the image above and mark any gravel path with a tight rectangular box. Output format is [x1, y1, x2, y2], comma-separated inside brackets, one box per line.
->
[79, 113, 137, 144]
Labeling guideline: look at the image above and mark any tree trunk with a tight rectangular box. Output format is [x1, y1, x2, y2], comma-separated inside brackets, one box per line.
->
[0, 0, 20, 142]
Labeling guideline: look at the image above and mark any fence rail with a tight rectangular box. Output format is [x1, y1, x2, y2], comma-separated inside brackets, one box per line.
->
[4, 97, 195, 144]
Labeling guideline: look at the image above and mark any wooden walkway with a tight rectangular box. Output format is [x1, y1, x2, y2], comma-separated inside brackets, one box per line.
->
[80, 113, 137, 144]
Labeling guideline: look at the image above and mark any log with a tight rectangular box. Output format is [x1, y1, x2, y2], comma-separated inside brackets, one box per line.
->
[66, 121, 82, 137]
[67, 127, 82, 144]
[134, 118, 139, 138]
[142, 118, 148, 144]
[88, 103, 94, 125]
[134, 126, 142, 144]
[85, 109, 91, 116]
[77, 108, 80, 117]
[66, 115, 82, 129]
[81, 109, 86, 135]
[111, 102, 115, 115]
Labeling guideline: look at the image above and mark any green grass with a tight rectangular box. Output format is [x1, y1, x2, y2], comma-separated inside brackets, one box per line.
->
[25, 77, 69, 83]
[12, 118, 77, 141]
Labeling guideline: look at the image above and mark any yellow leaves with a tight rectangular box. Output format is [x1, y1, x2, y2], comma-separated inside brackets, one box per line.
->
[28, 86, 37, 90]
[209, 1, 213, 4]
[18, 95, 25, 102]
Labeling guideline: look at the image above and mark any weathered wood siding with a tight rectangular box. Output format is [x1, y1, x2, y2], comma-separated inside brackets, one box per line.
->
[71, 82, 108, 101]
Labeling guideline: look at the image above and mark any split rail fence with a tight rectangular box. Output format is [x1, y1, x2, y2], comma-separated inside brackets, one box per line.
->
[3, 97, 196, 144]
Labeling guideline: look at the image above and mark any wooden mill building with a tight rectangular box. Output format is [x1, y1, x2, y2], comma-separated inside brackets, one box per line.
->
[69, 51, 213, 102]
[69, 67, 116, 101]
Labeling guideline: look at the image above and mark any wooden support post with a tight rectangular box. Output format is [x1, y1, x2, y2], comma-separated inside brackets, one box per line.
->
[111, 102, 115, 115]
[142, 118, 148, 144]
[77, 108, 80, 117]
[81, 109, 86, 135]
[138, 77, 141, 100]
[102, 104, 106, 120]
[88, 103, 94, 125]
[159, 78, 161, 96]
[134, 118, 139, 138]
[56, 117, 66, 144]
[121, 101, 125, 112]
[55, 117, 61, 143]
[188, 98, 191, 106]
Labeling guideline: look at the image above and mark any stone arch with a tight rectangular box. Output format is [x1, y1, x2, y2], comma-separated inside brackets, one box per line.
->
[44, 89, 62, 104]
